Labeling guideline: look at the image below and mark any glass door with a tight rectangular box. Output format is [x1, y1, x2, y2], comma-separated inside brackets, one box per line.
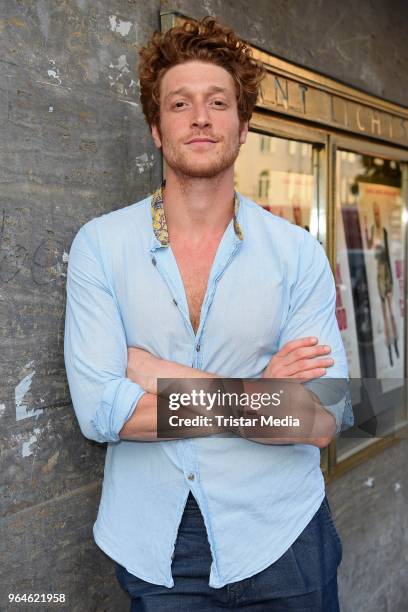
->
[334, 145, 408, 465]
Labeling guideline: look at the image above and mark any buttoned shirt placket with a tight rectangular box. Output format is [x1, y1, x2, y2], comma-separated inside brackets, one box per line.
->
[149, 184, 244, 575]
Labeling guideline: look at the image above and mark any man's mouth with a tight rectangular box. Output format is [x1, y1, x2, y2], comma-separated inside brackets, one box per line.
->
[186, 138, 218, 144]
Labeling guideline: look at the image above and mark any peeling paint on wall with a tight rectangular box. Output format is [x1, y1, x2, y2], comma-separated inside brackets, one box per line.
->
[108, 54, 130, 76]
[108, 15, 133, 37]
[47, 59, 62, 85]
[118, 99, 138, 107]
[52, 253, 68, 278]
[107, 54, 137, 96]
[0, 403, 6, 417]
[135, 153, 155, 174]
[21, 427, 41, 457]
[15, 362, 44, 421]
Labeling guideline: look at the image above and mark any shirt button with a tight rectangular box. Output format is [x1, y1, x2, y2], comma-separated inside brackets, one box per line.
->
[187, 473, 195, 481]
[151, 256, 157, 266]
[196, 344, 200, 352]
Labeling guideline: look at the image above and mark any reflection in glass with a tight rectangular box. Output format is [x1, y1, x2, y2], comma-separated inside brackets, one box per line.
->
[335, 151, 406, 460]
[235, 132, 314, 233]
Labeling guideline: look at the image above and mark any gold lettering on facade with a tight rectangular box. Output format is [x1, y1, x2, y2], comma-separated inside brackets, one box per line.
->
[371, 111, 381, 136]
[401, 119, 408, 141]
[330, 97, 349, 128]
[286, 81, 308, 114]
[388, 116, 393, 139]
[357, 106, 366, 131]
[256, 69, 408, 146]
[259, 73, 275, 107]
[330, 96, 336, 123]
[274, 77, 289, 110]
[299, 84, 307, 114]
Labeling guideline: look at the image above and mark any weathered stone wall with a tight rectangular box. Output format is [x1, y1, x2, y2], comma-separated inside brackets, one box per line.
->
[1, 1, 406, 610]
[0, 2, 161, 609]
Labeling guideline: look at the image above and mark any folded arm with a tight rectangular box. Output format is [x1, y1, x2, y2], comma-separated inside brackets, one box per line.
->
[120, 342, 337, 447]
[121, 232, 352, 447]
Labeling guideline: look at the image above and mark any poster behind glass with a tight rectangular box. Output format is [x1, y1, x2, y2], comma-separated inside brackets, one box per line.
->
[336, 151, 405, 454]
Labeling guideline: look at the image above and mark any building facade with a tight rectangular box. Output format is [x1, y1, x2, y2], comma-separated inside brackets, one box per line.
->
[1, 1, 407, 610]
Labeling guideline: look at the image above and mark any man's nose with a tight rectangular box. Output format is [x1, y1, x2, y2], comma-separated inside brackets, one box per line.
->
[191, 103, 211, 128]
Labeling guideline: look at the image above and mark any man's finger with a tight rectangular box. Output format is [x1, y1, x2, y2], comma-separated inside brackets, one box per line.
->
[277, 337, 318, 358]
[281, 345, 332, 367]
[291, 368, 327, 381]
[279, 357, 333, 377]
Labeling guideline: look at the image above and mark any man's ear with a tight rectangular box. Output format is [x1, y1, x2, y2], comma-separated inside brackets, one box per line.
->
[151, 123, 162, 149]
[239, 120, 249, 145]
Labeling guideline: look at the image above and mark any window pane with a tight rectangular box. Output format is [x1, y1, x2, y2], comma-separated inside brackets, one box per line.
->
[235, 132, 315, 233]
[335, 151, 406, 459]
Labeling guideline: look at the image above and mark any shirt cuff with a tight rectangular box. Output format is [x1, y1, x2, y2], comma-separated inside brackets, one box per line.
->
[304, 380, 354, 436]
[91, 378, 147, 443]
[322, 390, 354, 435]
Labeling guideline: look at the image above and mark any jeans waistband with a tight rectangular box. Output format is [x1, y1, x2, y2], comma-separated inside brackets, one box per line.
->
[183, 491, 203, 516]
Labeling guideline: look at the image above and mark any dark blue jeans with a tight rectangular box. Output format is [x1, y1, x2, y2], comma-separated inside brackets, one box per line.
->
[115, 493, 342, 611]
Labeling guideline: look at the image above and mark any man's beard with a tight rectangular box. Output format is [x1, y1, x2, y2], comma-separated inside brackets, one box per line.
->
[161, 136, 241, 179]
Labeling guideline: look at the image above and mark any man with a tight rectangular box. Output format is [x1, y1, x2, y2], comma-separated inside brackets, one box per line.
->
[64, 16, 350, 611]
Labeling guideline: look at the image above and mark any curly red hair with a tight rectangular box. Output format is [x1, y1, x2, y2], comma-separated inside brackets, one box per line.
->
[138, 16, 265, 129]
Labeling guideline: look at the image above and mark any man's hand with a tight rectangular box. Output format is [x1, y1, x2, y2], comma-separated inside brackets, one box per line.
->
[125, 341, 336, 446]
[262, 337, 334, 381]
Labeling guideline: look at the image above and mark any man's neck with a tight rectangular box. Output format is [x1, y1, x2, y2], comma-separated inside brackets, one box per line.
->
[162, 169, 235, 243]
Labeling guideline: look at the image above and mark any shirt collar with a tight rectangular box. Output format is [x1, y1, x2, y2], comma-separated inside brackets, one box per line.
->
[150, 182, 244, 247]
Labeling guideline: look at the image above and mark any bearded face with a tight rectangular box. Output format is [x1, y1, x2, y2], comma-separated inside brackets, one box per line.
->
[151, 61, 248, 181]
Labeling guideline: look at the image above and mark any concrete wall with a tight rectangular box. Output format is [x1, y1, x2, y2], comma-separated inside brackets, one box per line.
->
[0, 1, 161, 610]
[1, 1, 407, 610]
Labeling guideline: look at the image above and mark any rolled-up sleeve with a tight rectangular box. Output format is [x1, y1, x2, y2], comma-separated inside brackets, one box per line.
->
[277, 231, 353, 436]
[64, 220, 146, 443]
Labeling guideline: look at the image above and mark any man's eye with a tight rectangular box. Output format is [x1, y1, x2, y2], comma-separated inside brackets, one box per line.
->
[212, 100, 227, 107]
[174, 101, 186, 108]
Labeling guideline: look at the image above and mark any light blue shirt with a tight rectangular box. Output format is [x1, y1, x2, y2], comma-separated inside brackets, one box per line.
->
[64, 188, 350, 589]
